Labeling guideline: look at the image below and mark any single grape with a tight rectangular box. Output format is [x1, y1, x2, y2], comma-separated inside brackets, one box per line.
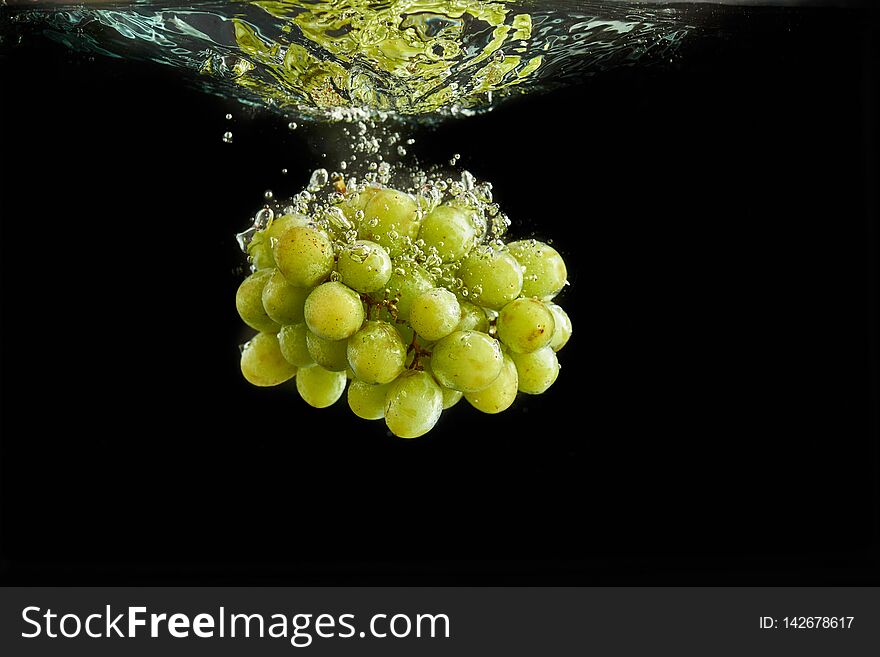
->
[507, 239, 568, 300]
[240, 332, 297, 386]
[440, 387, 463, 409]
[261, 269, 309, 325]
[496, 297, 556, 354]
[384, 370, 443, 439]
[510, 346, 560, 394]
[359, 188, 420, 256]
[273, 226, 334, 288]
[337, 240, 392, 293]
[249, 240, 275, 271]
[422, 358, 463, 409]
[248, 213, 311, 270]
[373, 307, 415, 346]
[417, 204, 476, 262]
[455, 300, 489, 333]
[465, 353, 518, 414]
[385, 262, 434, 322]
[305, 330, 350, 372]
[347, 320, 406, 384]
[547, 303, 572, 352]
[430, 330, 504, 392]
[347, 380, 392, 420]
[395, 321, 415, 347]
[410, 288, 461, 342]
[458, 246, 523, 310]
[236, 269, 280, 334]
[304, 281, 365, 341]
[296, 365, 347, 408]
[277, 323, 314, 367]
[340, 185, 381, 222]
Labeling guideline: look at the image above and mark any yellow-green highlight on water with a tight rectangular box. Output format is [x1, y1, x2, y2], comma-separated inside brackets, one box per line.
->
[5, 1, 695, 121]
[217, 0, 543, 115]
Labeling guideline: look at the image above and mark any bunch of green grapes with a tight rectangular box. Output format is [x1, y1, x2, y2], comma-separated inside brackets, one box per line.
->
[236, 182, 572, 439]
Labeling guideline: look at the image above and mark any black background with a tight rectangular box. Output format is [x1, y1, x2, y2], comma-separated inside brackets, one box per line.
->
[1, 4, 878, 584]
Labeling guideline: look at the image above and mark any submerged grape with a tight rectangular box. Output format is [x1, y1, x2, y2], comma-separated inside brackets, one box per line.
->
[384, 370, 443, 439]
[240, 332, 297, 387]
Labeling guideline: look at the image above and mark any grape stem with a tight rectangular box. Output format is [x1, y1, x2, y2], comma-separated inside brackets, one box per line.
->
[406, 333, 431, 371]
[361, 294, 398, 321]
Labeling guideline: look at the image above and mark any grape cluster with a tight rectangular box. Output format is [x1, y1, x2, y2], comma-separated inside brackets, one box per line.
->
[236, 183, 572, 438]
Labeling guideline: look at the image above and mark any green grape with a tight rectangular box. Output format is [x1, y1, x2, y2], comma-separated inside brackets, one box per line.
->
[337, 240, 392, 293]
[273, 226, 334, 288]
[261, 269, 310, 325]
[507, 239, 568, 300]
[249, 240, 276, 271]
[248, 213, 311, 269]
[277, 323, 315, 367]
[304, 281, 365, 341]
[496, 297, 556, 354]
[340, 185, 381, 222]
[395, 321, 415, 346]
[440, 386, 463, 409]
[417, 204, 477, 262]
[375, 307, 415, 346]
[385, 262, 435, 322]
[465, 353, 518, 414]
[430, 330, 503, 392]
[384, 370, 443, 439]
[510, 346, 560, 394]
[422, 358, 463, 409]
[458, 246, 523, 310]
[240, 332, 297, 387]
[236, 269, 281, 334]
[296, 365, 347, 408]
[359, 188, 420, 256]
[455, 299, 489, 333]
[305, 330, 349, 371]
[409, 288, 461, 341]
[347, 379, 392, 420]
[346, 320, 406, 384]
[547, 303, 572, 352]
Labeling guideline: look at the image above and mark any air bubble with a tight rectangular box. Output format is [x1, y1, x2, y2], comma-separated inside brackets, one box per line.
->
[308, 169, 329, 192]
[254, 207, 274, 229]
[325, 207, 353, 231]
[349, 243, 371, 263]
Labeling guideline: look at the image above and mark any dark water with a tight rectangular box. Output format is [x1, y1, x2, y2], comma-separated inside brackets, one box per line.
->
[0, 3, 878, 583]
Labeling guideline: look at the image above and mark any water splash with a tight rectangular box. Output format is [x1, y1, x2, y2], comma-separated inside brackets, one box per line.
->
[2, 0, 696, 121]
